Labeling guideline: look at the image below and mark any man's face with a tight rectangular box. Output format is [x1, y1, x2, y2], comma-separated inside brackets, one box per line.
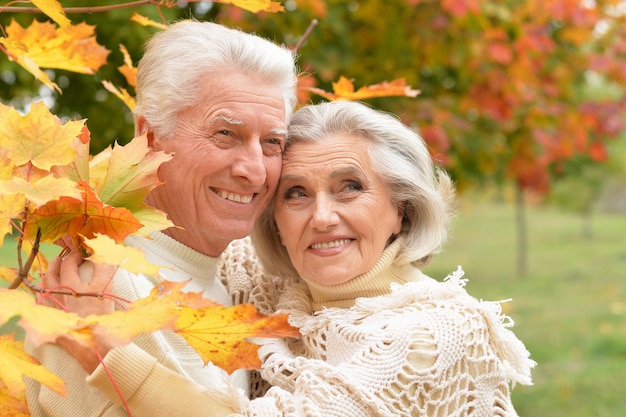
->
[146, 72, 287, 256]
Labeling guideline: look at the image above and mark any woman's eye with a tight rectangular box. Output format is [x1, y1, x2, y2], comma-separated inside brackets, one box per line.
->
[345, 181, 363, 192]
[283, 187, 306, 200]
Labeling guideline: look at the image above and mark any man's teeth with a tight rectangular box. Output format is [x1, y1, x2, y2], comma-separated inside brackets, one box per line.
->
[217, 191, 253, 204]
[311, 239, 351, 249]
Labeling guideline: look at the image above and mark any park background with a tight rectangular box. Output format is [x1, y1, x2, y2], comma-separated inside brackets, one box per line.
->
[1, 1, 626, 416]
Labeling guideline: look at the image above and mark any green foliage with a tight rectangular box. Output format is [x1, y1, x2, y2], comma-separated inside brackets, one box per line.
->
[0, 2, 218, 153]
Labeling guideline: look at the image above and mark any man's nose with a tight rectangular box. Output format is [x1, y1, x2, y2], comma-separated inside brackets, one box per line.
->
[232, 142, 266, 185]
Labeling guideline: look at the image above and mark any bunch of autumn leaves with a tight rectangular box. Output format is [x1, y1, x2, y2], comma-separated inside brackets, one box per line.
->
[0, 99, 301, 412]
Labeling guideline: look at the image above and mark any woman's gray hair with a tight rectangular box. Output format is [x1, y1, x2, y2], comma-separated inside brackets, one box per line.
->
[253, 100, 455, 279]
[134, 19, 298, 138]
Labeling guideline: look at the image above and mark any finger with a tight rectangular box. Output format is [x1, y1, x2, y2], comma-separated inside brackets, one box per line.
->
[89, 262, 117, 291]
[43, 256, 63, 290]
[56, 249, 88, 289]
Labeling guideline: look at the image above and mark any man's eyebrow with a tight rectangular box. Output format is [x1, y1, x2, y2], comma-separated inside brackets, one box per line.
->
[212, 115, 245, 126]
[269, 127, 288, 136]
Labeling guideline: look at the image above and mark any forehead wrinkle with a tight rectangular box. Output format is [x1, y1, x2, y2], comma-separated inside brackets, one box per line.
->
[330, 166, 364, 179]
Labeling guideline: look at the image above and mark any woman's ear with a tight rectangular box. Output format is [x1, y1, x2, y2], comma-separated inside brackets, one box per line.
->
[394, 202, 405, 235]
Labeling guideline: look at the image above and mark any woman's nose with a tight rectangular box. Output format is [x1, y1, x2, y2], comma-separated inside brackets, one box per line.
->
[309, 195, 340, 230]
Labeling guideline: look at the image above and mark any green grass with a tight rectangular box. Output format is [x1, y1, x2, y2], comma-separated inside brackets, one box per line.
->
[2, 197, 625, 415]
[423, 196, 626, 417]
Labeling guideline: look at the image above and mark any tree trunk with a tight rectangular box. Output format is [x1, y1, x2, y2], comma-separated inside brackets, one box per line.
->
[515, 184, 528, 278]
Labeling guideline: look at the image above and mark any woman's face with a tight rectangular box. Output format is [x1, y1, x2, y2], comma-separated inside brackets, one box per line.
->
[274, 133, 403, 286]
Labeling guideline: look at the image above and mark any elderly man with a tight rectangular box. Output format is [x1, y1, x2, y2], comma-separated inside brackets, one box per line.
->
[25, 19, 298, 416]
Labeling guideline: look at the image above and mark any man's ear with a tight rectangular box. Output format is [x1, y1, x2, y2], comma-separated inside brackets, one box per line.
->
[135, 115, 155, 148]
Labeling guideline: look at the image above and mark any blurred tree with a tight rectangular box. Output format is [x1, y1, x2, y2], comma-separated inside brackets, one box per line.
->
[2, 0, 626, 276]
[215, 0, 626, 276]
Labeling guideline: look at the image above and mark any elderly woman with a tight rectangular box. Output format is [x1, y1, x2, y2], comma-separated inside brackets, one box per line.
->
[57, 101, 535, 416]
[249, 100, 534, 416]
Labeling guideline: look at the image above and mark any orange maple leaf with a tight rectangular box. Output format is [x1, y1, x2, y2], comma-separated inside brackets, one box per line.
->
[306, 76, 420, 101]
[0, 335, 66, 399]
[175, 303, 300, 373]
[0, 101, 84, 172]
[0, 19, 109, 92]
[25, 180, 143, 245]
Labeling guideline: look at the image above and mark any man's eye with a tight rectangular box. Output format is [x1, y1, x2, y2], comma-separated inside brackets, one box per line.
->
[263, 138, 285, 156]
[217, 130, 231, 136]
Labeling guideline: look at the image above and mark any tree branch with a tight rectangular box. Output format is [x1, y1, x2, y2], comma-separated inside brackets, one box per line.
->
[293, 19, 318, 52]
[0, 0, 170, 14]
[8, 228, 40, 290]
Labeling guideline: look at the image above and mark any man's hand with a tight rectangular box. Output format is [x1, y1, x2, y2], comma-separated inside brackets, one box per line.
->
[40, 248, 117, 317]
[39, 246, 119, 373]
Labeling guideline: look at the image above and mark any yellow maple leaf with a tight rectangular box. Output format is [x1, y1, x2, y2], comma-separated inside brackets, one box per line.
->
[0, 19, 109, 92]
[0, 267, 18, 285]
[0, 176, 81, 208]
[83, 233, 164, 276]
[96, 135, 173, 210]
[0, 101, 84, 171]
[102, 80, 136, 112]
[0, 381, 30, 417]
[88, 145, 112, 193]
[0, 288, 93, 349]
[0, 148, 13, 181]
[31, 0, 71, 28]
[117, 44, 137, 88]
[50, 125, 92, 184]
[127, 206, 174, 238]
[175, 303, 300, 373]
[85, 281, 300, 374]
[130, 13, 168, 30]
[214, 0, 285, 13]
[0, 193, 25, 246]
[306, 76, 421, 101]
[0, 335, 66, 399]
[87, 280, 214, 347]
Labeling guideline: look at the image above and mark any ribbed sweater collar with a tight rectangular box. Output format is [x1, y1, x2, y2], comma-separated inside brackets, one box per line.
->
[126, 231, 219, 278]
[303, 237, 422, 311]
